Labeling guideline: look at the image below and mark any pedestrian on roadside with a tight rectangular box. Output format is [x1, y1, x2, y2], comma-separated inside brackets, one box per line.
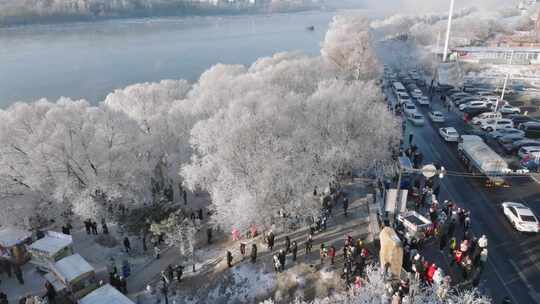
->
[119, 276, 127, 294]
[175, 265, 184, 282]
[240, 242, 246, 260]
[154, 245, 161, 259]
[14, 263, 24, 285]
[273, 254, 281, 272]
[319, 244, 327, 265]
[292, 241, 298, 262]
[343, 197, 349, 216]
[123, 237, 131, 253]
[207, 227, 213, 244]
[84, 219, 91, 235]
[267, 231, 275, 252]
[92, 221, 98, 235]
[102, 220, 109, 234]
[279, 250, 286, 271]
[409, 133, 414, 145]
[305, 233, 313, 255]
[439, 233, 447, 251]
[227, 250, 233, 268]
[45, 281, 57, 304]
[285, 236, 291, 253]
[328, 245, 336, 265]
[250, 244, 258, 263]
[198, 208, 203, 220]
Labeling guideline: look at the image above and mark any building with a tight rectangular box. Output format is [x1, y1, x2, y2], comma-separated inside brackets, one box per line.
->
[452, 47, 540, 65]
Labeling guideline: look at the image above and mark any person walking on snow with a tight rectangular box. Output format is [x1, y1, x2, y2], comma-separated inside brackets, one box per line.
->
[319, 244, 327, 265]
[292, 241, 298, 262]
[267, 231, 275, 251]
[343, 197, 349, 216]
[285, 236, 291, 253]
[250, 244, 258, 263]
[154, 246, 161, 259]
[305, 233, 313, 255]
[226, 251, 233, 268]
[123, 237, 131, 253]
[240, 242, 246, 260]
[328, 245, 336, 265]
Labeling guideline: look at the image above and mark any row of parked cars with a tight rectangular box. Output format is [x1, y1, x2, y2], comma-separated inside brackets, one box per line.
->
[445, 86, 540, 172]
[387, 67, 430, 127]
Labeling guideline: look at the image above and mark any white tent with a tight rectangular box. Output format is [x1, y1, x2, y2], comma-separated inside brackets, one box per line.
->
[78, 284, 135, 304]
[0, 227, 31, 248]
[28, 231, 72, 256]
[54, 254, 94, 284]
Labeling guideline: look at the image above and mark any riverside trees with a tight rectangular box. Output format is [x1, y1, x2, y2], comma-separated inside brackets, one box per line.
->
[0, 14, 399, 233]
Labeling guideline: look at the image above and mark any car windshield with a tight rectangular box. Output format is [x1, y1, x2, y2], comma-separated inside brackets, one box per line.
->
[414, 115, 423, 119]
[448, 131, 457, 135]
[520, 215, 537, 222]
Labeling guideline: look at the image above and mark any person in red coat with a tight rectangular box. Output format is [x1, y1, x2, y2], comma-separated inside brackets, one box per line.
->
[425, 263, 437, 285]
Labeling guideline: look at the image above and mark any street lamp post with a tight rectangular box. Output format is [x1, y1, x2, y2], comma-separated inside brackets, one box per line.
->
[442, 0, 455, 62]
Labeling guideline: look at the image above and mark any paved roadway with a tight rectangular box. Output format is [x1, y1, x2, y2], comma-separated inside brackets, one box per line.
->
[400, 86, 540, 303]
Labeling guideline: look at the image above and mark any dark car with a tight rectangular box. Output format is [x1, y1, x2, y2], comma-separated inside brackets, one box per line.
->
[504, 139, 540, 154]
[510, 115, 539, 128]
[519, 121, 540, 138]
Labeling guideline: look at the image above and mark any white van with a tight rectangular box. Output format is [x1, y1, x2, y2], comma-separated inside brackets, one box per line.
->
[472, 112, 502, 125]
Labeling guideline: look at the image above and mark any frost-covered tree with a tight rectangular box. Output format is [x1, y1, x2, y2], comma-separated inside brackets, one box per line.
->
[321, 14, 380, 81]
[0, 98, 148, 227]
[260, 265, 491, 304]
[150, 211, 198, 266]
[181, 59, 400, 231]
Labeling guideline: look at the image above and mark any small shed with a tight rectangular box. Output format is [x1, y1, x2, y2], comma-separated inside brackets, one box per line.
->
[78, 284, 135, 304]
[28, 231, 73, 271]
[46, 254, 97, 300]
[0, 227, 31, 264]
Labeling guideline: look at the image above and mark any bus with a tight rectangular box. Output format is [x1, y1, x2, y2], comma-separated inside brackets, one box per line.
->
[392, 82, 406, 96]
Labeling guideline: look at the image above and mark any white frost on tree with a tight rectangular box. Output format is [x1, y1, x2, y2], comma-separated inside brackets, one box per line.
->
[150, 212, 198, 265]
[321, 14, 380, 81]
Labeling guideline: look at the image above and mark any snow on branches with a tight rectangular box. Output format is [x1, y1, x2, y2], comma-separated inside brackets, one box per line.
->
[150, 211, 198, 262]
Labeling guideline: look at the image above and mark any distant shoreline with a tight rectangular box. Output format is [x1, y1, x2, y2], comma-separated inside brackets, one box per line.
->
[0, 3, 325, 28]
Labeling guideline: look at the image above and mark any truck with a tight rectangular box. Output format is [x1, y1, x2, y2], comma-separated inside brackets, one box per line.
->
[457, 135, 510, 186]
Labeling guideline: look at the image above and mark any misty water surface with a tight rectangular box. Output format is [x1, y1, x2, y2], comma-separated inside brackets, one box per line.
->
[0, 11, 337, 106]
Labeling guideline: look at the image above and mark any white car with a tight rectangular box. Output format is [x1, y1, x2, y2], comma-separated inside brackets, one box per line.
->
[408, 113, 425, 126]
[439, 127, 459, 142]
[499, 104, 520, 114]
[472, 112, 502, 125]
[481, 118, 513, 132]
[398, 93, 412, 105]
[459, 101, 487, 111]
[518, 146, 540, 159]
[411, 89, 423, 99]
[501, 202, 539, 233]
[428, 111, 445, 123]
[403, 103, 417, 117]
[417, 95, 430, 106]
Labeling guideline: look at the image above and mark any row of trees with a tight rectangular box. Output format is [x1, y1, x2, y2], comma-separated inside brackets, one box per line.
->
[0, 13, 400, 234]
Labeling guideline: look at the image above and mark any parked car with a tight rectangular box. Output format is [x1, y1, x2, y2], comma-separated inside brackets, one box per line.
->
[463, 107, 491, 118]
[459, 101, 487, 111]
[506, 139, 540, 154]
[454, 96, 479, 106]
[518, 146, 540, 159]
[417, 95, 430, 106]
[508, 115, 538, 128]
[481, 118, 513, 132]
[408, 113, 425, 126]
[501, 202, 539, 233]
[498, 104, 520, 114]
[450, 93, 470, 102]
[489, 128, 525, 139]
[498, 133, 525, 143]
[439, 127, 459, 142]
[472, 112, 502, 125]
[428, 111, 445, 123]
[403, 103, 417, 117]
[480, 96, 499, 105]
[519, 121, 540, 137]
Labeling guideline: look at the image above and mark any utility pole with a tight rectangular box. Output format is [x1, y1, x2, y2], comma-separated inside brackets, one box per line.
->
[442, 0, 455, 62]
[493, 50, 515, 131]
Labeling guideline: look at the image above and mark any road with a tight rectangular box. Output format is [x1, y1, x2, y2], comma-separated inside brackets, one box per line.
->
[401, 86, 540, 303]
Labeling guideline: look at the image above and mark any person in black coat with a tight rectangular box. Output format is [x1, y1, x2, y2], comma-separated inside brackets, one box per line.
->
[285, 236, 291, 253]
[227, 251, 233, 267]
[123, 237, 131, 253]
[343, 197, 349, 216]
[250, 244, 258, 263]
[292, 241, 298, 262]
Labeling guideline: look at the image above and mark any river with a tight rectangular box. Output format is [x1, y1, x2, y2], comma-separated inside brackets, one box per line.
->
[0, 10, 340, 107]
